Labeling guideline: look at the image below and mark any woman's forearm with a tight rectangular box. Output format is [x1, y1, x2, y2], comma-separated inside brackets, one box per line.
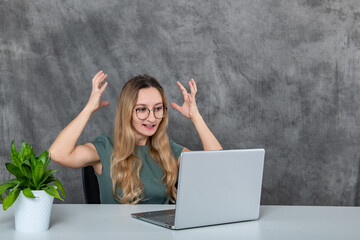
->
[191, 114, 223, 151]
[49, 106, 93, 162]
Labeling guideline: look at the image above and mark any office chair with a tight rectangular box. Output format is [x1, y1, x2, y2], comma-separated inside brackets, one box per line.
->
[82, 166, 101, 204]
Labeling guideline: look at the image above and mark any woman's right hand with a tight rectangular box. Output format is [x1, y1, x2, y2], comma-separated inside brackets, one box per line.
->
[85, 70, 110, 113]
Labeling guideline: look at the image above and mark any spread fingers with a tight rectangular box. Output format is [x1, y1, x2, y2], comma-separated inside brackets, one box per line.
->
[177, 81, 188, 98]
[189, 78, 197, 97]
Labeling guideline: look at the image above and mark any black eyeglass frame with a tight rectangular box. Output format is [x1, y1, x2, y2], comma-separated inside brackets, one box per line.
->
[134, 106, 167, 120]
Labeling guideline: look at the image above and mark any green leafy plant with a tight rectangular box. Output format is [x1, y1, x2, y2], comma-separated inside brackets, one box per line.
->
[0, 141, 65, 210]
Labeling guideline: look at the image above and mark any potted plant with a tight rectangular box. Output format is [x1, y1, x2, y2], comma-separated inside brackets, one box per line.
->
[0, 140, 65, 232]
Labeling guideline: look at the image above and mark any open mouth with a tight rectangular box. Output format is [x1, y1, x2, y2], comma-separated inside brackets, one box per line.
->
[143, 124, 156, 129]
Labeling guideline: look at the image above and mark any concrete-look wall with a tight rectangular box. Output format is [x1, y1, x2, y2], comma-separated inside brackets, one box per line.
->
[1, 0, 360, 205]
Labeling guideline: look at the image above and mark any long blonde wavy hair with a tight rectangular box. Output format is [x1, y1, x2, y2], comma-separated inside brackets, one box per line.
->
[110, 75, 178, 204]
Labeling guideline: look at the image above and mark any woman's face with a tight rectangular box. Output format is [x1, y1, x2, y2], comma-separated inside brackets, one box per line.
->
[132, 87, 164, 145]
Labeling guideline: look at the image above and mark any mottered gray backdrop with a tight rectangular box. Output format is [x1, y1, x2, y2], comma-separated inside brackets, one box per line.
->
[1, 0, 360, 205]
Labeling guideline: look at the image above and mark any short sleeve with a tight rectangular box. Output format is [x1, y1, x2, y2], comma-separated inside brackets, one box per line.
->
[91, 135, 110, 157]
[91, 135, 113, 172]
[169, 138, 184, 161]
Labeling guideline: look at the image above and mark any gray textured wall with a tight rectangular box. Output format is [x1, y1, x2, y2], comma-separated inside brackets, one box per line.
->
[1, 0, 360, 205]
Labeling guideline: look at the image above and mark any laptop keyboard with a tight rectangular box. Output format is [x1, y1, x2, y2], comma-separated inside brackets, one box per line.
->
[150, 214, 175, 225]
[147, 210, 175, 225]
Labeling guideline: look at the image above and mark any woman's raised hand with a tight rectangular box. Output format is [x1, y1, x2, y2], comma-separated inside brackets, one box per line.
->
[85, 70, 110, 113]
[170, 79, 200, 120]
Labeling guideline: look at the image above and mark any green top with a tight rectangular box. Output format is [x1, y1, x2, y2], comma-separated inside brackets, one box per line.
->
[91, 135, 184, 204]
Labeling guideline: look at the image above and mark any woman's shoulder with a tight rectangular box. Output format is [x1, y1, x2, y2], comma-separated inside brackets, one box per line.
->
[168, 138, 184, 159]
[93, 134, 113, 144]
[91, 134, 114, 156]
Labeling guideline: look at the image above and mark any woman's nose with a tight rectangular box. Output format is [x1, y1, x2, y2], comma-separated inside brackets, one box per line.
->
[146, 111, 156, 121]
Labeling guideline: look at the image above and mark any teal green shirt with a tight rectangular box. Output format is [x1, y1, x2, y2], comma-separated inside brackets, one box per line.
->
[92, 135, 184, 204]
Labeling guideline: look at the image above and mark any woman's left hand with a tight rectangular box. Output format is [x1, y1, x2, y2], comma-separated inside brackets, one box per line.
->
[170, 79, 200, 120]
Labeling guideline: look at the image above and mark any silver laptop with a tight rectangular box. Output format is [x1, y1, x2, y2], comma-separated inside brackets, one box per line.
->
[131, 149, 265, 230]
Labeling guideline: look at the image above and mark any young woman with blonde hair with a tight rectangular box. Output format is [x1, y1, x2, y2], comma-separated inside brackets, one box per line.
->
[49, 70, 222, 204]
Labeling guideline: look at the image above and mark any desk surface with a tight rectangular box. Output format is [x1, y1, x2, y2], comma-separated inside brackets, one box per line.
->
[0, 204, 359, 240]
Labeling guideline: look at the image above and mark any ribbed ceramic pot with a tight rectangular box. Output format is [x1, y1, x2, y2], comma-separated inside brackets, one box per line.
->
[14, 190, 54, 232]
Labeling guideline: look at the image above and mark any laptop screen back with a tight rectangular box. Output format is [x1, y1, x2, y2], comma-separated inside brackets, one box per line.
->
[174, 149, 265, 229]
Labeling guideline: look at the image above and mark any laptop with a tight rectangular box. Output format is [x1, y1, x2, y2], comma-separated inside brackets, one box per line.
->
[131, 149, 265, 230]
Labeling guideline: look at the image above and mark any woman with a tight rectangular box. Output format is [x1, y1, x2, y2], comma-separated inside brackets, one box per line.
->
[49, 70, 222, 204]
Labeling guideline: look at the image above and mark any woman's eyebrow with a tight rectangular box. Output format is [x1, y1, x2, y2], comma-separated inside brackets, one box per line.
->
[135, 102, 163, 107]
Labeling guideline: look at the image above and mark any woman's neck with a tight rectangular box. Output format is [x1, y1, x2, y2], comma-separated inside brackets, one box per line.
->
[135, 136, 149, 146]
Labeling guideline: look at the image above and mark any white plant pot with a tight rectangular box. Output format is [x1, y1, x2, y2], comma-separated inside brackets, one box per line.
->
[14, 190, 54, 232]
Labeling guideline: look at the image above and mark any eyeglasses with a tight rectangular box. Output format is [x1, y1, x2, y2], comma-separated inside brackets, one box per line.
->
[134, 106, 167, 120]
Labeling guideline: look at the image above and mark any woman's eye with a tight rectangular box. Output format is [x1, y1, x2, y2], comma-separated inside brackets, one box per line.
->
[154, 107, 163, 112]
[137, 108, 147, 112]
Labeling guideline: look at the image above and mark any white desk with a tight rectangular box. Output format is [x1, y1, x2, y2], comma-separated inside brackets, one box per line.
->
[0, 204, 359, 240]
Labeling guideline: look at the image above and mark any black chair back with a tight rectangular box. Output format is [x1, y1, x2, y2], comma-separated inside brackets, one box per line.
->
[82, 166, 101, 204]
